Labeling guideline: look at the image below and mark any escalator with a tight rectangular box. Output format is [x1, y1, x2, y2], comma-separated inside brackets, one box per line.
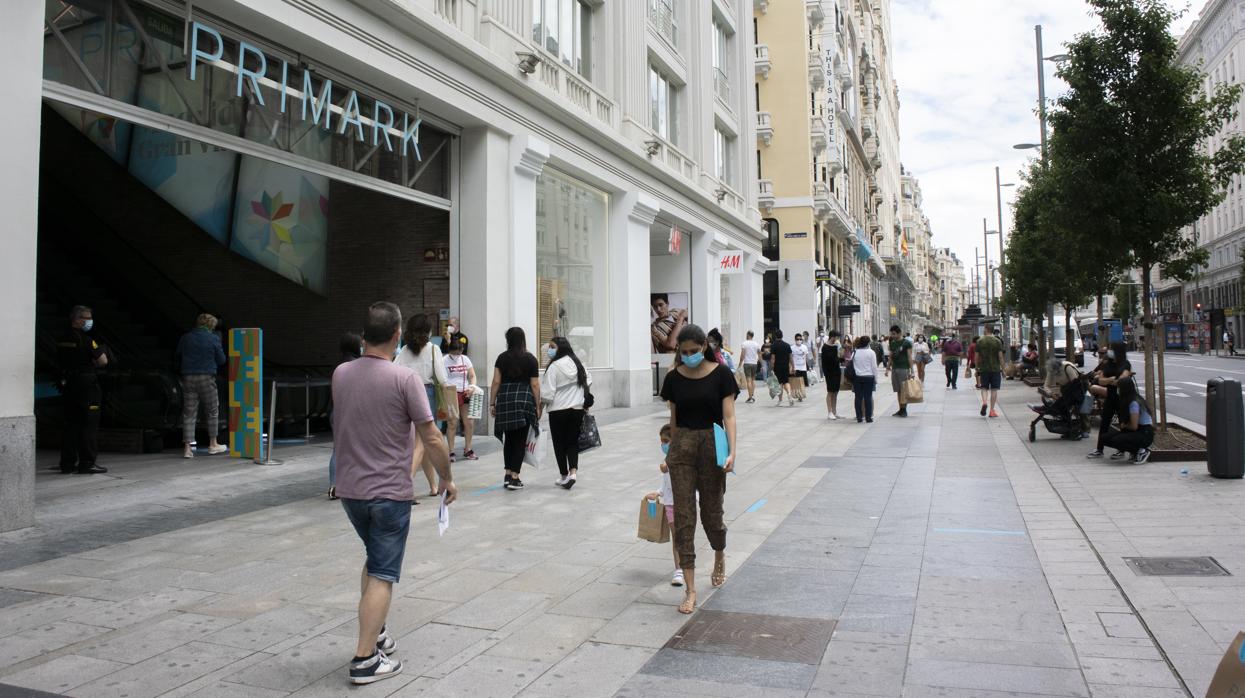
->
[36, 108, 335, 452]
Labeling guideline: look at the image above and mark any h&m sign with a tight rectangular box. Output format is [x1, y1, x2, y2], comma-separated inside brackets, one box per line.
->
[718, 251, 745, 274]
[188, 22, 422, 160]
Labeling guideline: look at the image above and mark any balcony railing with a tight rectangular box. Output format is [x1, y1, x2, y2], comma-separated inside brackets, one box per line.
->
[810, 115, 829, 154]
[758, 179, 775, 209]
[713, 67, 731, 105]
[649, 0, 678, 49]
[813, 181, 832, 218]
[806, 0, 826, 27]
[826, 143, 844, 175]
[537, 60, 616, 129]
[755, 44, 772, 79]
[808, 49, 826, 90]
[756, 111, 774, 145]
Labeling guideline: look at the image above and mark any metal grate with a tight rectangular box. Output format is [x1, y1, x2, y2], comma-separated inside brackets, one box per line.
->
[1125, 556, 1230, 577]
[666, 610, 835, 665]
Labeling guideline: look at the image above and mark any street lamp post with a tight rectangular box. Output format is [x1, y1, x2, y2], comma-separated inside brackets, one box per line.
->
[995, 167, 1015, 351]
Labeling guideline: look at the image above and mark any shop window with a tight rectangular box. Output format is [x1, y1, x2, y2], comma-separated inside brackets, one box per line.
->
[536, 169, 610, 367]
[650, 65, 679, 145]
[532, 0, 593, 79]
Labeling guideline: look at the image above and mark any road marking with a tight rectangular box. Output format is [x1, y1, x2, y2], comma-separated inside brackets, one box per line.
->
[472, 484, 505, 496]
[1179, 382, 1206, 388]
[934, 528, 1027, 536]
[745, 498, 768, 513]
[1169, 392, 1189, 398]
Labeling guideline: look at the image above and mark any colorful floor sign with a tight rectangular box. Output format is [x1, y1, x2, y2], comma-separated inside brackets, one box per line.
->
[228, 328, 263, 459]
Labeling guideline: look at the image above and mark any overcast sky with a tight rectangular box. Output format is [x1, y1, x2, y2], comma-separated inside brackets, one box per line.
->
[890, 0, 1197, 288]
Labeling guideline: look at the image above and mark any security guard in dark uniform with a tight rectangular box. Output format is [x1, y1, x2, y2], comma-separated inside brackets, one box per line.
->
[57, 305, 109, 474]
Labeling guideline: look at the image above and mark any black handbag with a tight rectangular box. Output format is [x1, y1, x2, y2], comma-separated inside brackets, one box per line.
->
[844, 361, 857, 381]
[578, 414, 602, 452]
[583, 386, 595, 410]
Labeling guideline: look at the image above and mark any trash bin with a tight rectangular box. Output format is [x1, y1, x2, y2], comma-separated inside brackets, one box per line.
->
[1206, 378, 1244, 479]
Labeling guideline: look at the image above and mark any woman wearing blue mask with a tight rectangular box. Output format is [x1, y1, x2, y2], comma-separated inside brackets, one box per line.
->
[658, 324, 739, 615]
[541, 337, 591, 489]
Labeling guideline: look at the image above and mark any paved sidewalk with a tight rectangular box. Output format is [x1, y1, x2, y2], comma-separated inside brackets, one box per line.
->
[0, 376, 1239, 696]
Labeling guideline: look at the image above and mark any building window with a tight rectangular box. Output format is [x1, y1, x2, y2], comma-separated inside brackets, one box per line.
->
[712, 17, 731, 103]
[650, 65, 679, 144]
[714, 127, 735, 187]
[532, 0, 592, 78]
[649, 0, 677, 48]
[535, 168, 610, 367]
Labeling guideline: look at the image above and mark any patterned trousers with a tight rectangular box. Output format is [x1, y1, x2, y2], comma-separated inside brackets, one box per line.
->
[666, 427, 727, 569]
[181, 374, 219, 443]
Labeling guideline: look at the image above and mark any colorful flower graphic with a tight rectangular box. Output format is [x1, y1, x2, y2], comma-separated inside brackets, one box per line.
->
[250, 191, 295, 253]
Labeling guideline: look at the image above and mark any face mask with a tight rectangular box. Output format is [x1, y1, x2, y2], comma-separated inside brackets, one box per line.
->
[82, 320, 94, 332]
[1107, 350, 1116, 360]
[661, 443, 670, 455]
[682, 352, 705, 369]
[447, 326, 456, 334]
[547, 347, 557, 359]
[393, 345, 401, 360]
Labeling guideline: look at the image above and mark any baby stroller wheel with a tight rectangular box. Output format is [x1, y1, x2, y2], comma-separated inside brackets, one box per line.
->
[1028, 426, 1036, 442]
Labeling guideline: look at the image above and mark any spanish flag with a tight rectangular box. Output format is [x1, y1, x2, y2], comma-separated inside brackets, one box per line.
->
[901, 237, 909, 257]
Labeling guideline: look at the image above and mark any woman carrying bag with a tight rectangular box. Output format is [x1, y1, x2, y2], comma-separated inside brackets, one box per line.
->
[542, 337, 591, 490]
[395, 313, 449, 498]
[490, 327, 541, 491]
[659, 324, 739, 615]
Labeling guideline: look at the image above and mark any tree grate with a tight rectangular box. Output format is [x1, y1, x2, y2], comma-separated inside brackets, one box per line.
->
[1124, 556, 1230, 577]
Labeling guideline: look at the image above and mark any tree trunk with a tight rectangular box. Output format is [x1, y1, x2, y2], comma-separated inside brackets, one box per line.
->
[1065, 306, 1075, 368]
[1037, 317, 1048, 378]
[1096, 291, 1106, 352]
[1141, 265, 1157, 414]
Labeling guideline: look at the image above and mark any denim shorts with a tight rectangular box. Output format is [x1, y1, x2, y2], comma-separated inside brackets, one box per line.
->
[341, 498, 412, 583]
[979, 371, 1003, 391]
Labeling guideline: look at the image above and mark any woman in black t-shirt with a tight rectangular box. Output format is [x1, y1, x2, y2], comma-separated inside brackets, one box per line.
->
[1087, 342, 1133, 459]
[658, 324, 739, 615]
[490, 327, 541, 490]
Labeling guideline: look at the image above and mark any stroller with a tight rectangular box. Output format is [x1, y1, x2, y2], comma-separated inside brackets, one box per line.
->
[1027, 362, 1090, 442]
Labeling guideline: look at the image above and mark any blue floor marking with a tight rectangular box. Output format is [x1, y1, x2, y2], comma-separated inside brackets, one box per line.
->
[745, 498, 767, 513]
[472, 484, 505, 496]
[934, 527, 1026, 536]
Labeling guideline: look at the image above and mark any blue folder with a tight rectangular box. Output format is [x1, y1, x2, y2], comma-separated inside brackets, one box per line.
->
[713, 423, 730, 467]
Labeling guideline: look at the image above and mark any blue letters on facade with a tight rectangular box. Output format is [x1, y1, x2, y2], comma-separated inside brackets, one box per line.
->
[187, 21, 419, 160]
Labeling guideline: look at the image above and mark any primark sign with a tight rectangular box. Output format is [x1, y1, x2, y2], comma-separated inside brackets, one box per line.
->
[188, 21, 422, 160]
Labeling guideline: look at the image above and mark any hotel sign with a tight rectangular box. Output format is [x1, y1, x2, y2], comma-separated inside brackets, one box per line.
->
[189, 22, 422, 160]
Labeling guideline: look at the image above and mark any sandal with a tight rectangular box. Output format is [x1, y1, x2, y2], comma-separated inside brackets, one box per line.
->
[678, 591, 696, 615]
[711, 556, 727, 587]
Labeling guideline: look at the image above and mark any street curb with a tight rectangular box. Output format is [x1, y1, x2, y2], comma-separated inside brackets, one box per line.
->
[1165, 413, 1206, 438]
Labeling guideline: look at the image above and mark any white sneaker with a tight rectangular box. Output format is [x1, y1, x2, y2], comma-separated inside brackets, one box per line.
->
[671, 570, 685, 587]
[207, 444, 228, 455]
[349, 650, 402, 685]
[555, 475, 568, 486]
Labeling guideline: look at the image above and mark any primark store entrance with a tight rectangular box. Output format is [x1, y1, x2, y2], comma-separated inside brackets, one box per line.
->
[32, 0, 456, 467]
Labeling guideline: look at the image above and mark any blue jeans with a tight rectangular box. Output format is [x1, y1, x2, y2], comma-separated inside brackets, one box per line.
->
[341, 498, 412, 583]
[852, 375, 876, 421]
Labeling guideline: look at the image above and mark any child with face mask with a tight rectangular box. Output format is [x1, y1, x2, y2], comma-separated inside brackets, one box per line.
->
[653, 423, 683, 587]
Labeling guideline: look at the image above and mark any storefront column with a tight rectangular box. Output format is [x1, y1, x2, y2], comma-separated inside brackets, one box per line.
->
[691, 231, 728, 333]
[459, 127, 516, 383]
[510, 136, 550, 338]
[0, 1, 43, 532]
[609, 191, 660, 406]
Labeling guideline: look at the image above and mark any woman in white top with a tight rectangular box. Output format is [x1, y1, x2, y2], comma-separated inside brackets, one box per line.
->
[395, 313, 449, 497]
[850, 335, 879, 423]
[791, 334, 811, 401]
[913, 335, 931, 383]
[541, 337, 592, 489]
[443, 333, 478, 461]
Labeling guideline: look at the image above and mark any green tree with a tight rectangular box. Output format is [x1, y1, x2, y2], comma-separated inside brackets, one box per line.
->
[1047, 0, 1245, 419]
[1000, 163, 1063, 373]
[1111, 281, 1141, 323]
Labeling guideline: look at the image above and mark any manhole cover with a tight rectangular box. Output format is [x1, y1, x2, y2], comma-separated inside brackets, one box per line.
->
[666, 610, 834, 665]
[1125, 556, 1230, 577]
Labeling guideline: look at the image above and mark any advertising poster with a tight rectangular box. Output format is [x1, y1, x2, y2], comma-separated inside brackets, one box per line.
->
[651, 292, 689, 354]
[231, 157, 330, 294]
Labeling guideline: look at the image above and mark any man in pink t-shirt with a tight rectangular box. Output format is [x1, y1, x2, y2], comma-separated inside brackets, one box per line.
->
[332, 302, 456, 686]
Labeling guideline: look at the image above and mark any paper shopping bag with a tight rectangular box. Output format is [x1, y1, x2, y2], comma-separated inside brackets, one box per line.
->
[522, 425, 545, 469]
[434, 384, 459, 422]
[637, 494, 670, 543]
[1208, 631, 1245, 697]
[901, 377, 924, 404]
[790, 376, 805, 396]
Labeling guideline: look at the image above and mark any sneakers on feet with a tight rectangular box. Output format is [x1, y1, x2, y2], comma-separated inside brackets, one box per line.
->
[555, 475, 568, 487]
[463, 450, 478, 461]
[1134, 448, 1152, 464]
[349, 650, 402, 685]
[562, 475, 576, 490]
[1086, 450, 1104, 459]
[671, 570, 685, 587]
[508, 478, 525, 490]
[376, 625, 396, 654]
[208, 444, 228, 455]
[449, 453, 456, 463]
[980, 404, 988, 417]
[1109, 450, 1128, 461]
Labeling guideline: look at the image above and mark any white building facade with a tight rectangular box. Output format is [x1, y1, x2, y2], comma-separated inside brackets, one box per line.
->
[1172, 0, 1245, 346]
[3, 0, 765, 531]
